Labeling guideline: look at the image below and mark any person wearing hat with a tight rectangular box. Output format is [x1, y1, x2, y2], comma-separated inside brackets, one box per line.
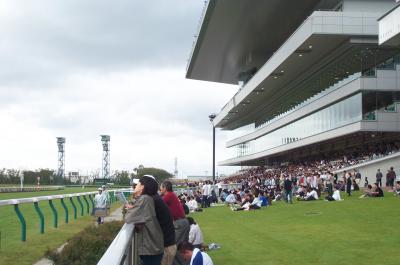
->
[102, 185, 111, 214]
[94, 188, 107, 224]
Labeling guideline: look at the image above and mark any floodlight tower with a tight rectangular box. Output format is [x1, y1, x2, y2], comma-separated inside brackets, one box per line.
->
[101, 135, 110, 179]
[174, 157, 178, 178]
[56, 137, 66, 179]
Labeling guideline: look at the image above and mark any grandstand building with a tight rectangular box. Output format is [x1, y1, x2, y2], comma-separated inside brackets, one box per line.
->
[187, 0, 400, 179]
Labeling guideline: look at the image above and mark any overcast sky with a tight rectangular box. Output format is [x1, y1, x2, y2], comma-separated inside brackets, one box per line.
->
[0, 0, 239, 177]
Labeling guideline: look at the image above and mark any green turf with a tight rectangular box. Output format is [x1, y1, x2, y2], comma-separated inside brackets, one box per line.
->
[1, 189, 399, 265]
[0, 186, 98, 200]
[190, 191, 400, 265]
[0, 187, 118, 265]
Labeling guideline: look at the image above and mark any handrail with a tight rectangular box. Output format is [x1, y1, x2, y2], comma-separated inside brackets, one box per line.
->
[0, 189, 125, 241]
[97, 223, 138, 265]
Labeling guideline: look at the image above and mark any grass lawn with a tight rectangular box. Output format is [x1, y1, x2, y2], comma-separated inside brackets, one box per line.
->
[0, 186, 98, 200]
[191, 191, 400, 265]
[0, 187, 119, 265]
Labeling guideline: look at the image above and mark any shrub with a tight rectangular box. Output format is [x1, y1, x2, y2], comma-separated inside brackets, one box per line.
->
[46, 221, 124, 265]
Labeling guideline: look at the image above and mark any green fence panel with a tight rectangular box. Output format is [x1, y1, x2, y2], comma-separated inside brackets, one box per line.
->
[60, 198, 69, 224]
[14, 204, 26, 242]
[83, 195, 90, 215]
[70, 197, 77, 220]
[77, 196, 84, 216]
[48, 200, 58, 228]
[33, 202, 45, 234]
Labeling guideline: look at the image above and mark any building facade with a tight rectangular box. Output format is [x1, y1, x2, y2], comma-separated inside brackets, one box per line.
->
[187, 0, 400, 171]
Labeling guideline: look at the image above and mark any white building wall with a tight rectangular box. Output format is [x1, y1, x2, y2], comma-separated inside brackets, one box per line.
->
[342, 0, 394, 13]
[334, 152, 400, 187]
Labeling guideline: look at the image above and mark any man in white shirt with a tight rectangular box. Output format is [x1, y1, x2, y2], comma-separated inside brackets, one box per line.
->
[186, 196, 198, 212]
[178, 241, 213, 265]
[325, 186, 342, 201]
[304, 188, 318, 201]
[94, 188, 107, 224]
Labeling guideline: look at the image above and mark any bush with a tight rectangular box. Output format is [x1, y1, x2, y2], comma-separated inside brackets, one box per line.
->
[46, 221, 124, 265]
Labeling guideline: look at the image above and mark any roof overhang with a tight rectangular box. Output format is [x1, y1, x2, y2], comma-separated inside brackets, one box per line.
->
[212, 11, 400, 130]
[186, 0, 342, 85]
[379, 3, 400, 46]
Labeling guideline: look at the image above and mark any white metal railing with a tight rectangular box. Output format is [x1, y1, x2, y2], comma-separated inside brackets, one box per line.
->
[97, 223, 138, 265]
[0, 189, 125, 242]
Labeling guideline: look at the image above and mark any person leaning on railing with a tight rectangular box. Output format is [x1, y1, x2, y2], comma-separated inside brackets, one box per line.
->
[142, 175, 177, 265]
[125, 176, 164, 265]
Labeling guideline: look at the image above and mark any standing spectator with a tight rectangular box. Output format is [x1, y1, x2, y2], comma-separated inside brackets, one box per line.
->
[217, 181, 222, 196]
[354, 170, 362, 186]
[94, 188, 107, 225]
[387, 167, 396, 189]
[201, 181, 208, 208]
[160, 181, 189, 244]
[364, 177, 369, 188]
[376, 169, 383, 187]
[142, 175, 176, 265]
[125, 176, 164, 265]
[187, 217, 204, 249]
[346, 171, 352, 196]
[283, 176, 293, 204]
[102, 185, 111, 214]
[178, 241, 214, 265]
[326, 172, 333, 196]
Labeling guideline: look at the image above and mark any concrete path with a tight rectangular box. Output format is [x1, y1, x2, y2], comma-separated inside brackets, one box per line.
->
[33, 206, 123, 265]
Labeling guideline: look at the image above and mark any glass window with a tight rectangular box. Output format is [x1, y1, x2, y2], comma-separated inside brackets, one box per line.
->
[230, 93, 364, 158]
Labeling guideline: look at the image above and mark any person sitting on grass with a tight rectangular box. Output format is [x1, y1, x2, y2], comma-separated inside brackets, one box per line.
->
[259, 191, 269, 207]
[325, 186, 342, 201]
[225, 191, 237, 206]
[187, 217, 204, 249]
[249, 192, 262, 210]
[370, 183, 384, 197]
[186, 196, 199, 213]
[394, 181, 400, 196]
[232, 193, 253, 211]
[359, 184, 373, 198]
[178, 241, 213, 265]
[298, 187, 319, 201]
[219, 189, 228, 202]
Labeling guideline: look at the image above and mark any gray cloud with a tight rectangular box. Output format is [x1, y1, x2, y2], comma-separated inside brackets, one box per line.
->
[0, 0, 204, 88]
[0, 0, 240, 176]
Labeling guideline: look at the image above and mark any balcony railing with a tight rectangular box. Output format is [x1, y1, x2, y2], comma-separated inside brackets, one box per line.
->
[97, 223, 138, 265]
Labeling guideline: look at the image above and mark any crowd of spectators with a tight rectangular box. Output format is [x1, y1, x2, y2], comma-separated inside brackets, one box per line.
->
[172, 142, 400, 211]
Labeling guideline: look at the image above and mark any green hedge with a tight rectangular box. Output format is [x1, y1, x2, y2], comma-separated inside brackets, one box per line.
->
[46, 221, 124, 265]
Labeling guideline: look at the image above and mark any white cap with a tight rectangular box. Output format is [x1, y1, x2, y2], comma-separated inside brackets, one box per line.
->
[143, 175, 155, 180]
[131, 179, 139, 185]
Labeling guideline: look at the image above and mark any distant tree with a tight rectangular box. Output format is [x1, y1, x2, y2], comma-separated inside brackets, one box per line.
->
[7, 169, 20, 184]
[0, 168, 8, 184]
[136, 166, 173, 183]
[112, 170, 130, 186]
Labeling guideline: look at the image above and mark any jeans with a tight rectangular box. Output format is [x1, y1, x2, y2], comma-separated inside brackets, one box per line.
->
[285, 190, 293, 203]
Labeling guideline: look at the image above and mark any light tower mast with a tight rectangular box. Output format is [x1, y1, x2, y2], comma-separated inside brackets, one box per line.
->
[56, 137, 65, 179]
[101, 135, 110, 179]
[174, 157, 178, 178]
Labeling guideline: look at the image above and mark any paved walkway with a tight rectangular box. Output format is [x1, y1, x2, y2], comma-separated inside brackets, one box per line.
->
[33, 206, 123, 265]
